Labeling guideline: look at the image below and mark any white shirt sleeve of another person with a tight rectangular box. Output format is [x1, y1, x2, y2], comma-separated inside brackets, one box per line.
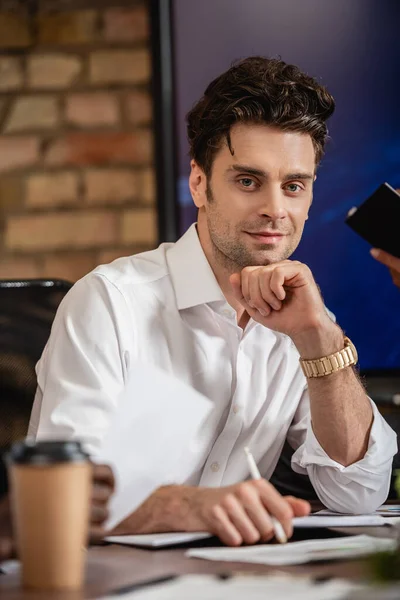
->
[287, 385, 398, 514]
[28, 273, 133, 455]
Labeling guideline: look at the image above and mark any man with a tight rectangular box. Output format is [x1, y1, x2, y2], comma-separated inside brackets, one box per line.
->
[371, 248, 400, 288]
[0, 463, 114, 562]
[28, 57, 396, 547]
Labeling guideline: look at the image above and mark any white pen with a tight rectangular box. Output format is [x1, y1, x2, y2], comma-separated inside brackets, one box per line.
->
[244, 446, 287, 544]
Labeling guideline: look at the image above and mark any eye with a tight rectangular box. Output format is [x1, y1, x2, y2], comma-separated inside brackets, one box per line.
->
[285, 183, 302, 193]
[238, 178, 257, 189]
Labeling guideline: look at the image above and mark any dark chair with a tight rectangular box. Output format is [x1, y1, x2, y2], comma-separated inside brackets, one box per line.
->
[0, 279, 72, 497]
[270, 441, 319, 501]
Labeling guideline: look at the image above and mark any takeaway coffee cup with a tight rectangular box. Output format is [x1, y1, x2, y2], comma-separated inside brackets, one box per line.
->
[7, 440, 91, 590]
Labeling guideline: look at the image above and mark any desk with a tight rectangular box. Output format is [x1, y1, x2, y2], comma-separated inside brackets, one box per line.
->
[0, 527, 397, 599]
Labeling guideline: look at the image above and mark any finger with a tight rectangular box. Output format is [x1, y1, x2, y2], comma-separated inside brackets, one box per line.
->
[269, 262, 310, 291]
[269, 267, 287, 301]
[370, 248, 400, 272]
[90, 503, 109, 525]
[92, 481, 113, 504]
[240, 299, 269, 325]
[222, 493, 261, 545]
[390, 270, 400, 288]
[239, 267, 268, 307]
[255, 480, 294, 539]
[251, 270, 282, 312]
[284, 496, 311, 517]
[92, 464, 115, 491]
[229, 273, 257, 317]
[209, 504, 243, 547]
[255, 271, 283, 310]
[235, 487, 275, 543]
[247, 272, 273, 316]
[89, 525, 107, 545]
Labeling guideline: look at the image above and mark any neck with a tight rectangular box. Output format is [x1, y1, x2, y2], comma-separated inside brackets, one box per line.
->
[195, 219, 249, 325]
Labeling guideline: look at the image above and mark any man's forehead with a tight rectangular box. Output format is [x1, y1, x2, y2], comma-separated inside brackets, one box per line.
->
[217, 123, 316, 163]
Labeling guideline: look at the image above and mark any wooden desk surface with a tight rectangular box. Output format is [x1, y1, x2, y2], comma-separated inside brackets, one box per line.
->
[0, 527, 397, 599]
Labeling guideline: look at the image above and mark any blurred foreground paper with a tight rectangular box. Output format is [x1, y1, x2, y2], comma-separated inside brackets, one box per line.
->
[96, 363, 213, 530]
[100, 574, 362, 600]
[187, 535, 397, 566]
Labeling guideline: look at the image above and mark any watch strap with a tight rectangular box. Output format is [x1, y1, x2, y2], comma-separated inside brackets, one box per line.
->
[300, 336, 357, 378]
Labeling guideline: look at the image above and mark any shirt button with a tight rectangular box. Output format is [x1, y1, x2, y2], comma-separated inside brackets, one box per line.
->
[232, 405, 240, 414]
[210, 462, 220, 472]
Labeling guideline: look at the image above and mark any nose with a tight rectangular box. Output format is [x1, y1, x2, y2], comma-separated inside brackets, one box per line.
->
[257, 187, 287, 220]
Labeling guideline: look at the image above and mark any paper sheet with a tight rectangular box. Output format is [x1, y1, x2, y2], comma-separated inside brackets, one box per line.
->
[104, 515, 399, 549]
[105, 531, 212, 548]
[186, 535, 397, 566]
[376, 504, 400, 516]
[293, 514, 400, 528]
[95, 363, 213, 531]
[100, 574, 362, 600]
[105, 511, 400, 546]
[315, 506, 400, 517]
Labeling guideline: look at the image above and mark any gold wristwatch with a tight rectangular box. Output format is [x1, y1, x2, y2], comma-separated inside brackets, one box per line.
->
[299, 336, 358, 378]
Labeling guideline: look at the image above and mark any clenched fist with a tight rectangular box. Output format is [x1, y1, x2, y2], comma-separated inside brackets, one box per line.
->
[230, 260, 332, 340]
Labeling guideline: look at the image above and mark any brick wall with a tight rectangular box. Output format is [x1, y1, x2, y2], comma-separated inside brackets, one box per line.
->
[0, 1, 157, 282]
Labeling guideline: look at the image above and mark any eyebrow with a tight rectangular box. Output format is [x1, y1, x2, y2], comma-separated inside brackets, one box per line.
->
[228, 164, 314, 181]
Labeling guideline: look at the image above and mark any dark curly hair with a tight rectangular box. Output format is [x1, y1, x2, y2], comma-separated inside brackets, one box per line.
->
[186, 56, 335, 177]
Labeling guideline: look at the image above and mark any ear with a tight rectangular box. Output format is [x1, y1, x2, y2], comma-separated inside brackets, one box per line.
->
[189, 160, 208, 208]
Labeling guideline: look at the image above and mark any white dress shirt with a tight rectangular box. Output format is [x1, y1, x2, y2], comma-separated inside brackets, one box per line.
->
[29, 224, 397, 513]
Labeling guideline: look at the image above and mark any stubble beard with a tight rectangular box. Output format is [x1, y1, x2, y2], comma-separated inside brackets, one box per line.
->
[205, 185, 298, 274]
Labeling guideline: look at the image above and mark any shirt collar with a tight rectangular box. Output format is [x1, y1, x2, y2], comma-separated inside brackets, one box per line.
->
[166, 223, 225, 310]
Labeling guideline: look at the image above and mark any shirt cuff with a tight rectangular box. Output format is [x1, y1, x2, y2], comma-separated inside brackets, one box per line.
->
[291, 399, 398, 491]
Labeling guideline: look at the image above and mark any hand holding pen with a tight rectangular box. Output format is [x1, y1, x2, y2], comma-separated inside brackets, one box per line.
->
[244, 447, 287, 544]
[117, 453, 311, 547]
[242, 447, 311, 544]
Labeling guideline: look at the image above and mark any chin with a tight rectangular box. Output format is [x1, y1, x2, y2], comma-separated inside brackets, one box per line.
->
[250, 249, 290, 266]
[240, 255, 277, 268]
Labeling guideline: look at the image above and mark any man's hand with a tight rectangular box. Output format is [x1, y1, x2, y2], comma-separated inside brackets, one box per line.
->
[89, 463, 115, 544]
[230, 261, 331, 339]
[371, 248, 400, 289]
[182, 480, 310, 546]
[113, 480, 310, 547]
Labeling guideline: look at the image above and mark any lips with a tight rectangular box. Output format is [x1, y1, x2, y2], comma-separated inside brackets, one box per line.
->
[245, 231, 287, 244]
[248, 232, 284, 237]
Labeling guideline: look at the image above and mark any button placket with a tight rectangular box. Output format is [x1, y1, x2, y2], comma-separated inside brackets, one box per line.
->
[198, 309, 247, 487]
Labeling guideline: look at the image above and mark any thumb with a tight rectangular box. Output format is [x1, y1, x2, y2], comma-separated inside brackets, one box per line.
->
[371, 248, 400, 272]
[284, 496, 311, 517]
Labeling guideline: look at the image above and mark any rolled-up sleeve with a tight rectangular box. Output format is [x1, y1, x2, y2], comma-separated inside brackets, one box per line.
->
[289, 391, 398, 514]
